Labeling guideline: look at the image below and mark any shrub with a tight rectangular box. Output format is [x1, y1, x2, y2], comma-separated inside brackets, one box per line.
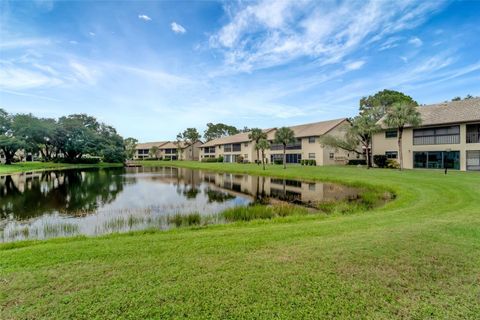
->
[217, 156, 224, 162]
[373, 155, 388, 168]
[300, 160, 305, 166]
[273, 159, 283, 165]
[201, 157, 218, 163]
[236, 155, 244, 163]
[347, 159, 367, 165]
[387, 159, 400, 169]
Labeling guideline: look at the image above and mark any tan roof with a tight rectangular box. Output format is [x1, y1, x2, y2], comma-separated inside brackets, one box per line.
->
[159, 141, 182, 149]
[379, 98, 480, 128]
[201, 119, 347, 147]
[287, 118, 347, 138]
[201, 129, 274, 147]
[135, 141, 169, 150]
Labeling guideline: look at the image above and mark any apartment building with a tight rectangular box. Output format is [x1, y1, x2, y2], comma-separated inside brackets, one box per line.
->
[199, 118, 359, 165]
[372, 98, 480, 171]
[134, 141, 203, 161]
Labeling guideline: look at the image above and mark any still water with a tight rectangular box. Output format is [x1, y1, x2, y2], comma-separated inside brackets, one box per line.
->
[0, 167, 360, 242]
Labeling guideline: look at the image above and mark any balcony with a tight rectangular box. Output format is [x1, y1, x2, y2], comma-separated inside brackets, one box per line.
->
[413, 134, 460, 145]
[467, 132, 480, 143]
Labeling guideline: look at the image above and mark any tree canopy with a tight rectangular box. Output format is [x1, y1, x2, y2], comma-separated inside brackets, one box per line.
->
[0, 110, 126, 164]
[360, 89, 418, 121]
[203, 123, 240, 141]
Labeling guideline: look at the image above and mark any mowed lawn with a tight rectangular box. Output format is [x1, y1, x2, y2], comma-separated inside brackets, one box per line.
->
[0, 161, 122, 175]
[1, 162, 479, 319]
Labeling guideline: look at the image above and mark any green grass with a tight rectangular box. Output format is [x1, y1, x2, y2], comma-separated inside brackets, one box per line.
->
[1, 161, 480, 319]
[0, 161, 123, 175]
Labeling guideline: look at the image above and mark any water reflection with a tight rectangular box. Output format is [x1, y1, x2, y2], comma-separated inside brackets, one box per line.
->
[0, 167, 360, 242]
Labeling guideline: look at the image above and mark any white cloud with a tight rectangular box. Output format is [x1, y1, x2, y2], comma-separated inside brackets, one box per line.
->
[171, 22, 186, 34]
[408, 36, 423, 47]
[69, 40, 78, 45]
[89, 32, 96, 36]
[0, 64, 63, 90]
[0, 38, 51, 50]
[209, 0, 445, 72]
[138, 14, 152, 21]
[345, 60, 365, 71]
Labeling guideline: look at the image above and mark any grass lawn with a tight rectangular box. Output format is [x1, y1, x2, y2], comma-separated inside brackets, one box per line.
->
[0, 161, 123, 175]
[1, 161, 479, 319]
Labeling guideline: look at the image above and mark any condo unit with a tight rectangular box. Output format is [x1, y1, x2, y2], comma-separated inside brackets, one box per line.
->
[372, 98, 480, 171]
[134, 141, 202, 161]
[199, 118, 361, 165]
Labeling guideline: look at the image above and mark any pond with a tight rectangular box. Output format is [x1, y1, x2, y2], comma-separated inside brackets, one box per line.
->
[0, 166, 362, 242]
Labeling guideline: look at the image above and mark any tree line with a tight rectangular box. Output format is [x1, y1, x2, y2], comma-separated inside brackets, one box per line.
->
[0, 109, 126, 165]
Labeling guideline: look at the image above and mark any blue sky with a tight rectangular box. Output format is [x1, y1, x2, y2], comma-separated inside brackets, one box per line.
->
[1, 0, 479, 141]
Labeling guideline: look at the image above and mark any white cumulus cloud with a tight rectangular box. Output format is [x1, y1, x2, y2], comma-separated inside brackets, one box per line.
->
[171, 22, 186, 34]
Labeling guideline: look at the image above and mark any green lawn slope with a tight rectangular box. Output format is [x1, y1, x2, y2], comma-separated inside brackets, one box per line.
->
[1, 162, 479, 319]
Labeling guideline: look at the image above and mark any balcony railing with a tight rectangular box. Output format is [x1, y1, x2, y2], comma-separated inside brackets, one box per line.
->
[467, 132, 480, 144]
[413, 134, 460, 145]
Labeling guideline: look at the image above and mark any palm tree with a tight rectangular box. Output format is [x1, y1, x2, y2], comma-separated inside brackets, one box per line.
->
[384, 102, 422, 170]
[256, 138, 270, 170]
[274, 127, 296, 169]
[248, 128, 267, 165]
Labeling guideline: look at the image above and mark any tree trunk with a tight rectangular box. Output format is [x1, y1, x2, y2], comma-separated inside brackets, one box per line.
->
[398, 127, 404, 170]
[262, 149, 265, 170]
[283, 145, 286, 169]
[3, 150, 13, 165]
[256, 143, 260, 165]
[366, 142, 371, 169]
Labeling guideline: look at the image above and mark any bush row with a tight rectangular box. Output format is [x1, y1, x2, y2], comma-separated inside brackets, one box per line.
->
[300, 159, 317, 166]
[373, 155, 400, 169]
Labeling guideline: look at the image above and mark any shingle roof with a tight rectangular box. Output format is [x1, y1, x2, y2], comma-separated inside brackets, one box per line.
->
[201, 118, 347, 147]
[201, 132, 257, 147]
[135, 141, 169, 150]
[287, 118, 347, 138]
[159, 141, 185, 149]
[378, 98, 480, 128]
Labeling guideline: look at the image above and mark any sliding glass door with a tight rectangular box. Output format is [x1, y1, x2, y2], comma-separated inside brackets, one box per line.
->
[413, 151, 460, 170]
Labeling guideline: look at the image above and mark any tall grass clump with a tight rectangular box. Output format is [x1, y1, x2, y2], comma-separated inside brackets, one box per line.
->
[222, 204, 309, 222]
[168, 213, 202, 227]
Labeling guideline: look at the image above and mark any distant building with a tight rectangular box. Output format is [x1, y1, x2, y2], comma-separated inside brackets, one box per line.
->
[134, 141, 203, 161]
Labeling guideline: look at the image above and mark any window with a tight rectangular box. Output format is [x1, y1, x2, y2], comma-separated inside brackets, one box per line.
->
[308, 136, 316, 143]
[204, 147, 216, 154]
[270, 153, 302, 164]
[244, 143, 249, 147]
[270, 139, 301, 150]
[385, 151, 398, 159]
[308, 183, 316, 191]
[224, 144, 232, 152]
[244, 154, 248, 159]
[232, 143, 241, 152]
[413, 151, 460, 170]
[413, 126, 460, 145]
[329, 153, 334, 159]
[309, 153, 315, 159]
[385, 130, 398, 138]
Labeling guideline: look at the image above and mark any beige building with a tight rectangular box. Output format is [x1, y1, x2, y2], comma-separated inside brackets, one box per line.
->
[134, 141, 203, 161]
[199, 118, 360, 165]
[372, 98, 480, 171]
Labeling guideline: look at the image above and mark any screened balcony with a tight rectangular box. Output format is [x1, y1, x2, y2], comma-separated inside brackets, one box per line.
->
[466, 124, 480, 143]
[413, 125, 460, 145]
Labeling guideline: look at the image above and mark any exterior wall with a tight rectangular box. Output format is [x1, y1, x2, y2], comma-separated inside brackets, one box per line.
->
[180, 141, 202, 161]
[372, 122, 480, 171]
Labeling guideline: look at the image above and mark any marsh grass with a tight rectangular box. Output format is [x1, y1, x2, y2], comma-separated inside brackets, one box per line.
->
[222, 204, 310, 222]
[168, 212, 202, 227]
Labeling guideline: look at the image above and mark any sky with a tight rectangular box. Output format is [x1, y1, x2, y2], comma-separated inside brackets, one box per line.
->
[1, 0, 480, 141]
